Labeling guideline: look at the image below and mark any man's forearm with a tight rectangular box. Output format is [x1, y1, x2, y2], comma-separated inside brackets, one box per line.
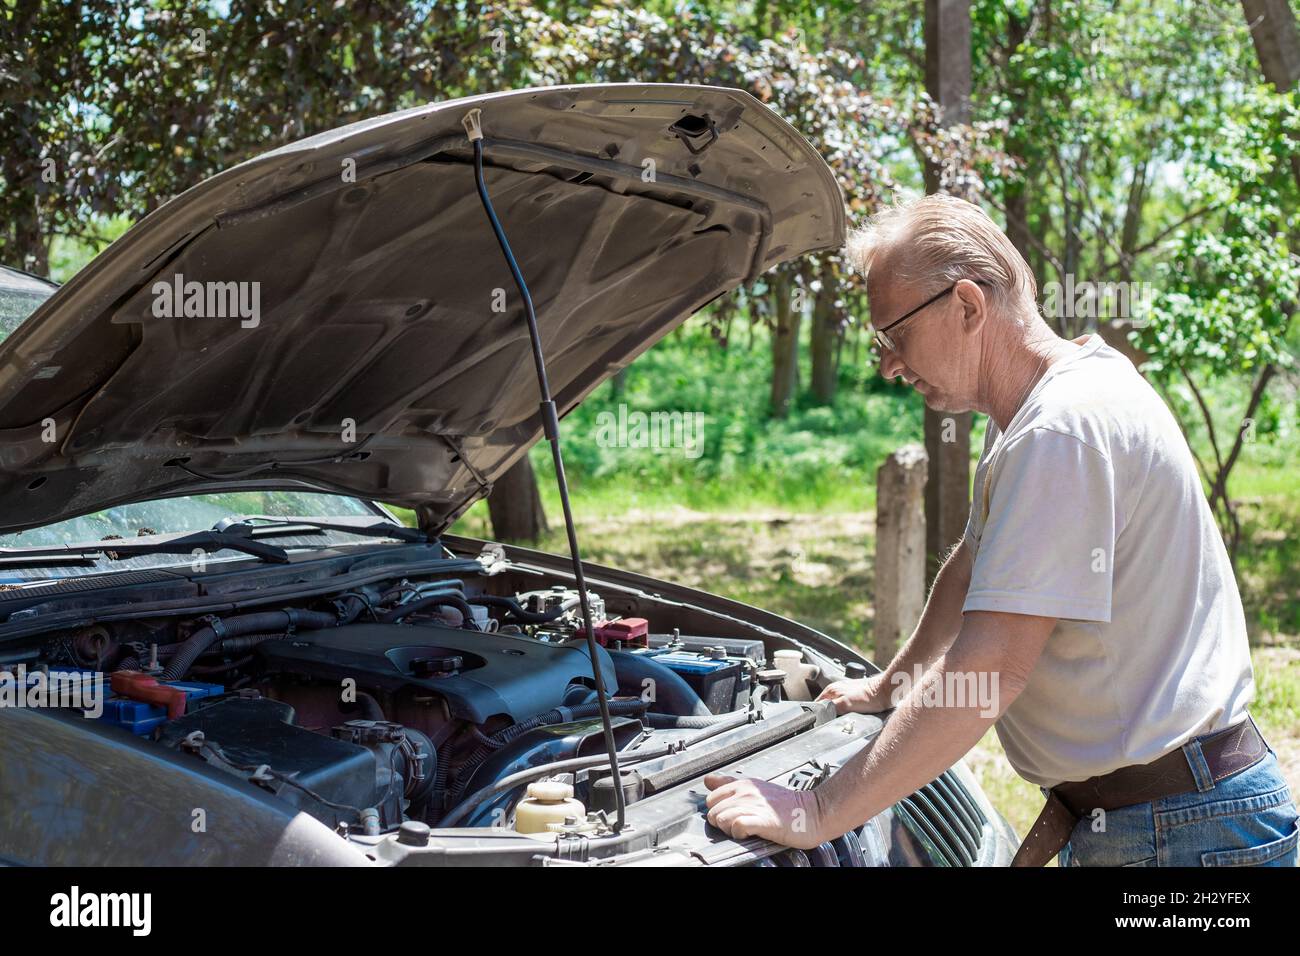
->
[809, 609, 1054, 841]
[875, 539, 972, 690]
[813, 653, 996, 837]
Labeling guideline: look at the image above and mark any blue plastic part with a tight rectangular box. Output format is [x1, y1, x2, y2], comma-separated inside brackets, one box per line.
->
[648, 650, 735, 675]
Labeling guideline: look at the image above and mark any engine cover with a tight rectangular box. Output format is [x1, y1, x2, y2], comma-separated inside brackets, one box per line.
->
[256, 622, 616, 724]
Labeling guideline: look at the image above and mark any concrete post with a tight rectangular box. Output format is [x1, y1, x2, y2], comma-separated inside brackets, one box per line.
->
[874, 444, 929, 663]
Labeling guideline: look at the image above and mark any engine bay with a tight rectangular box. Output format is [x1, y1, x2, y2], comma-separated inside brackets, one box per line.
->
[6, 557, 832, 843]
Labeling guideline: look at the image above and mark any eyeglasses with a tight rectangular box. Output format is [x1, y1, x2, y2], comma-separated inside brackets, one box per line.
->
[873, 279, 991, 354]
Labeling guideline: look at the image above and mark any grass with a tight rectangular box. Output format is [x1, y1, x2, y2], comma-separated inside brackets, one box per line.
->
[1234, 492, 1300, 637]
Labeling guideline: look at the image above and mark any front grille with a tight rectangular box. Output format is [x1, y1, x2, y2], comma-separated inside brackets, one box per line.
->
[747, 768, 989, 867]
[893, 769, 987, 866]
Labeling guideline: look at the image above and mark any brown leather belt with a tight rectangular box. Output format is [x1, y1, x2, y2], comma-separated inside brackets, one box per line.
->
[1010, 716, 1269, 867]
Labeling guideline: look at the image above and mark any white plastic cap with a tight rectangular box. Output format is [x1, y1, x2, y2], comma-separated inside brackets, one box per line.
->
[526, 780, 574, 803]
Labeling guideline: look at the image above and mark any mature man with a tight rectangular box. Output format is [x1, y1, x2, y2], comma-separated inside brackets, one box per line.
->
[703, 194, 1298, 866]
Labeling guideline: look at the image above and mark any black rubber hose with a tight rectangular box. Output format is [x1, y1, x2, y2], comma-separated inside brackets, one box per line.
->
[379, 574, 465, 598]
[354, 691, 386, 722]
[454, 698, 648, 766]
[448, 699, 648, 801]
[482, 699, 646, 750]
[333, 591, 377, 625]
[153, 608, 337, 681]
[213, 632, 289, 656]
[379, 580, 465, 604]
[432, 750, 452, 811]
[608, 650, 711, 718]
[466, 595, 565, 624]
[381, 594, 479, 627]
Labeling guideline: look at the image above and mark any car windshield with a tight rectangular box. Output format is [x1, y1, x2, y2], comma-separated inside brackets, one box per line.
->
[0, 491, 381, 550]
[0, 264, 58, 341]
[0, 491, 399, 585]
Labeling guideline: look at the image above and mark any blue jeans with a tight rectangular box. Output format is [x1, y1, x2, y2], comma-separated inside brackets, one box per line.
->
[1056, 732, 1298, 867]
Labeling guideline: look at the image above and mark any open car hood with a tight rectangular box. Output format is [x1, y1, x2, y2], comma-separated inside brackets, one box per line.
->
[0, 83, 844, 535]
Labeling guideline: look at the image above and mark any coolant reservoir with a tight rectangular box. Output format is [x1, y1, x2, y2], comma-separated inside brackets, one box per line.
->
[514, 781, 585, 834]
[773, 649, 818, 701]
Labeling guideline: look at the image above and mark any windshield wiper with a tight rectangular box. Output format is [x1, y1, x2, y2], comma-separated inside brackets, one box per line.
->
[0, 528, 291, 568]
[0, 520, 428, 572]
[97, 529, 293, 564]
[212, 516, 430, 543]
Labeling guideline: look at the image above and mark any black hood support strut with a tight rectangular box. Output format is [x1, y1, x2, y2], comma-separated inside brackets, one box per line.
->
[462, 108, 627, 832]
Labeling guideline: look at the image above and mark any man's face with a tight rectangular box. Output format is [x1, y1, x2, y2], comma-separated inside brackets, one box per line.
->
[867, 266, 983, 413]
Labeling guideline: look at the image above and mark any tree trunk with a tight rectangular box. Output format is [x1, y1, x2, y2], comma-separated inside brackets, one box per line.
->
[1003, 10, 1033, 273]
[1241, 0, 1300, 190]
[923, 0, 972, 150]
[922, 0, 974, 576]
[1242, 0, 1300, 88]
[1005, 187, 1030, 271]
[1094, 152, 1152, 366]
[769, 273, 801, 417]
[924, 410, 972, 577]
[11, 199, 50, 276]
[810, 291, 839, 404]
[487, 455, 548, 543]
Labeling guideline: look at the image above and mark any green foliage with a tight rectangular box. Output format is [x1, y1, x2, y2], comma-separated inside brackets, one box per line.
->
[5, 0, 1297, 582]
[1137, 86, 1300, 378]
[0, 1, 131, 271]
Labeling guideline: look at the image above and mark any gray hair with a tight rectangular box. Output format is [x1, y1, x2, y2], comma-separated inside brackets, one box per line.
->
[845, 194, 1037, 314]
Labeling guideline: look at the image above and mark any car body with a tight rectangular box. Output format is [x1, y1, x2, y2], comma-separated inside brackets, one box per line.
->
[0, 83, 1018, 866]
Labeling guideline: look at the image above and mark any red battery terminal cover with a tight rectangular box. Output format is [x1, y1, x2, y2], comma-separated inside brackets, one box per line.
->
[591, 617, 649, 648]
[109, 670, 191, 720]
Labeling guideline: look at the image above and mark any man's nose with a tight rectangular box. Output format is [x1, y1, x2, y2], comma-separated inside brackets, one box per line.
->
[879, 346, 906, 381]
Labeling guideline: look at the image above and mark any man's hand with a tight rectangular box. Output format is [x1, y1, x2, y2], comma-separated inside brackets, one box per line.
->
[816, 672, 892, 715]
[702, 773, 826, 850]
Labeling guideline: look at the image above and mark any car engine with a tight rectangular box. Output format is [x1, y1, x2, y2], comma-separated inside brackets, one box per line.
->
[20, 570, 807, 839]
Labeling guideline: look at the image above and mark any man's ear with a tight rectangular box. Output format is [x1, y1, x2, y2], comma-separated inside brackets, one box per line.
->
[955, 278, 987, 336]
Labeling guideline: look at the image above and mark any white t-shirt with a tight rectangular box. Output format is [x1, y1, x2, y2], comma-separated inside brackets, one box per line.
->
[963, 334, 1254, 788]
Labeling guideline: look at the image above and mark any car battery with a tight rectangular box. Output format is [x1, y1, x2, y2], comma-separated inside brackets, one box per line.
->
[647, 649, 745, 714]
[99, 679, 225, 736]
[647, 633, 766, 667]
